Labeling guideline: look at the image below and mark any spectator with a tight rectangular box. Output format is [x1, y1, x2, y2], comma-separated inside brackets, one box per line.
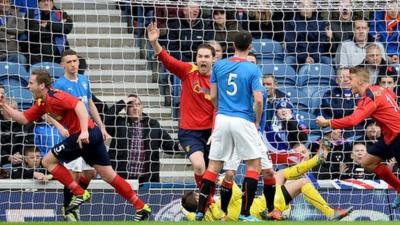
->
[207, 40, 223, 61]
[361, 44, 388, 84]
[163, 2, 212, 62]
[377, 65, 397, 92]
[0, 0, 27, 65]
[26, 0, 73, 65]
[247, 8, 286, 42]
[319, 68, 360, 138]
[339, 142, 375, 179]
[265, 97, 309, 153]
[0, 98, 33, 168]
[336, 17, 386, 68]
[356, 122, 381, 149]
[10, 146, 52, 180]
[104, 94, 180, 183]
[369, 0, 400, 64]
[325, 0, 354, 57]
[209, 7, 243, 55]
[284, 0, 331, 67]
[262, 74, 288, 127]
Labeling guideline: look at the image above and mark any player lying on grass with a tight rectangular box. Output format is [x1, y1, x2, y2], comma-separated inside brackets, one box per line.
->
[181, 137, 352, 221]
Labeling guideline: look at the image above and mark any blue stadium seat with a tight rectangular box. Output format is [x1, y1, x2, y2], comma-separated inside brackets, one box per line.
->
[261, 58, 297, 86]
[252, 38, 285, 60]
[31, 62, 64, 79]
[279, 86, 308, 111]
[297, 63, 336, 86]
[309, 87, 330, 115]
[6, 87, 33, 110]
[0, 61, 29, 81]
[0, 74, 28, 90]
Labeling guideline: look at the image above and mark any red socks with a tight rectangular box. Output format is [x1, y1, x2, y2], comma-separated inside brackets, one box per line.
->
[110, 175, 144, 210]
[78, 175, 91, 190]
[373, 164, 400, 192]
[51, 164, 84, 196]
[194, 173, 203, 189]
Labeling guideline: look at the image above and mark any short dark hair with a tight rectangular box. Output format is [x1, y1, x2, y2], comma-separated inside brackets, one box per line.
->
[31, 69, 52, 88]
[181, 191, 197, 212]
[127, 94, 142, 105]
[24, 146, 38, 156]
[197, 43, 216, 57]
[234, 31, 253, 51]
[61, 49, 78, 61]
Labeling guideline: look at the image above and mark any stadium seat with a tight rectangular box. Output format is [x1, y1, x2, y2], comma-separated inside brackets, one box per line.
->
[0, 74, 28, 90]
[6, 86, 33, 110]
[31, 62, 65, 79]
[252, 38, 285, 60]
[297, 63, 336, 86]
[0, 61, 29, 82]
[261, 58, 297, 86]
[279, 86, 309, 111]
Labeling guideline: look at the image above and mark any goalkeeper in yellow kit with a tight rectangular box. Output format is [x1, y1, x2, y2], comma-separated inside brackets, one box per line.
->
[181, 137, 353, 221]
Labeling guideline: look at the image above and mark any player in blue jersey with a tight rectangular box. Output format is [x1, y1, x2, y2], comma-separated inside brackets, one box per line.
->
[196, 31, 271, 222]
[53, 49, 111, 221]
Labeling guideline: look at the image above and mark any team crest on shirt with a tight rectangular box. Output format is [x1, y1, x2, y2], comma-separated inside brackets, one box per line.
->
[192, 80, 202, 93]
[82, 82, 88, 90]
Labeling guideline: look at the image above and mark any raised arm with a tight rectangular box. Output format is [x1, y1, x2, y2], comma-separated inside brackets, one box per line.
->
[0, 96, 29, 125]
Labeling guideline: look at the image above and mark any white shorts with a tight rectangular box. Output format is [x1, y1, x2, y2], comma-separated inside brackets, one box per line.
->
[209, 114, 263, 162]
[64, 157, 94, 172]
[223, 131, 273, 171]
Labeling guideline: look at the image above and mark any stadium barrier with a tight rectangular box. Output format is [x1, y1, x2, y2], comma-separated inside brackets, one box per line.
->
[0, 179, 398, 221]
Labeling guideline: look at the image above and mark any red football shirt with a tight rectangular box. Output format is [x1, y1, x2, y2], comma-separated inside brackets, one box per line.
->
[158, 49, 214, 130]
[24, 90, 95, 135]
[331, 86, 400, 144]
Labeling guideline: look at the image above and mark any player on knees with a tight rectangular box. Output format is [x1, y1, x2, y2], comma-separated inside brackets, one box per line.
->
[54, 49, 111, 221]
[196, 31, 264, 221]
[316, 66, 400, 208]
[147, 23, 215, 193]
[0, 70, 151, 221]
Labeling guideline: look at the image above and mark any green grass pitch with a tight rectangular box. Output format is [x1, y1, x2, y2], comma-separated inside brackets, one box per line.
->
[1, 222, 400, 225]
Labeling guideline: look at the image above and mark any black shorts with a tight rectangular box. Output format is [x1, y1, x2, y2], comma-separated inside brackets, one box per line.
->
[367, 135, 400, 161]
[178, 128, 211, 158]
[50, 126, 111, 166]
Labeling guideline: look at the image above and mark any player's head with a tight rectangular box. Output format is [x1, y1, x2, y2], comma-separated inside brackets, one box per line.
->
[262, 75, 278, 97]
[351, 142, 367, 165]
[349, 66, 370, 93]
[336, 68, 351, 89]
[207, 40, 223, 61]
[247, 52, 257, 64]
[233, 31, 253, 52]
[29, 70, 52, 98]
[61, 49, 80, 76]
[23, 146, 41, 169]
[38, 0, 54, 11]
[181, 191, 198, 212]
[196, 43, 215, 75]
[126, 94, 144, 120]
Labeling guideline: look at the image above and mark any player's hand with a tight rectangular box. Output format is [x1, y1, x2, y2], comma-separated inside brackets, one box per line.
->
[147, 22, 160, 43]
[77, 130, 89, 149]
[316, 116, 330, 127]
[60, 128, 70, 138]
[9, 152, 23, 165]
[101, 127, 111, 145]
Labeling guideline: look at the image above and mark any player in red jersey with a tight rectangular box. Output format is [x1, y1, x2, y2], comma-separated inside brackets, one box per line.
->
[148, 22, 215, 191]
[0, 70, 151, 221]
[316, 66, 400, 208]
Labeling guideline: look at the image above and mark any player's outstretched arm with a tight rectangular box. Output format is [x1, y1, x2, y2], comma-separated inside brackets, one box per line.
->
[0, 95, 29, 124]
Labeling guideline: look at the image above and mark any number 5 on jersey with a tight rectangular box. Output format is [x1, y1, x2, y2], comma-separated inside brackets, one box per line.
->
[227, 73, 237, 96]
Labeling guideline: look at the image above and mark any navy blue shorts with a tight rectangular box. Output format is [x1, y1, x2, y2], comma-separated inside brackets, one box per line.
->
[50, 126, 111, 166]
[178, 128, 211, 159]
[367, 135, 400, 161]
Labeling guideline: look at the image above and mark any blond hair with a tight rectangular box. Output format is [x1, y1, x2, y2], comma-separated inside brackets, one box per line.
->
[349, 66, 370, 83]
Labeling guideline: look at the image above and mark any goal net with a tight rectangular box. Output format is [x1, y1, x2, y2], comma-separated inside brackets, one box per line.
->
[0, 0, 397, 222]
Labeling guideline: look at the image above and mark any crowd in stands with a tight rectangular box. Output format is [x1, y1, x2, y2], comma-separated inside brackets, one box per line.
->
[2, 0, 400, 184]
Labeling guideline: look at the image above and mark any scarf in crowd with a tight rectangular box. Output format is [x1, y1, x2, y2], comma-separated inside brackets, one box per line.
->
[385, 12, 400, 35]
[33, 8, 66, 55]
